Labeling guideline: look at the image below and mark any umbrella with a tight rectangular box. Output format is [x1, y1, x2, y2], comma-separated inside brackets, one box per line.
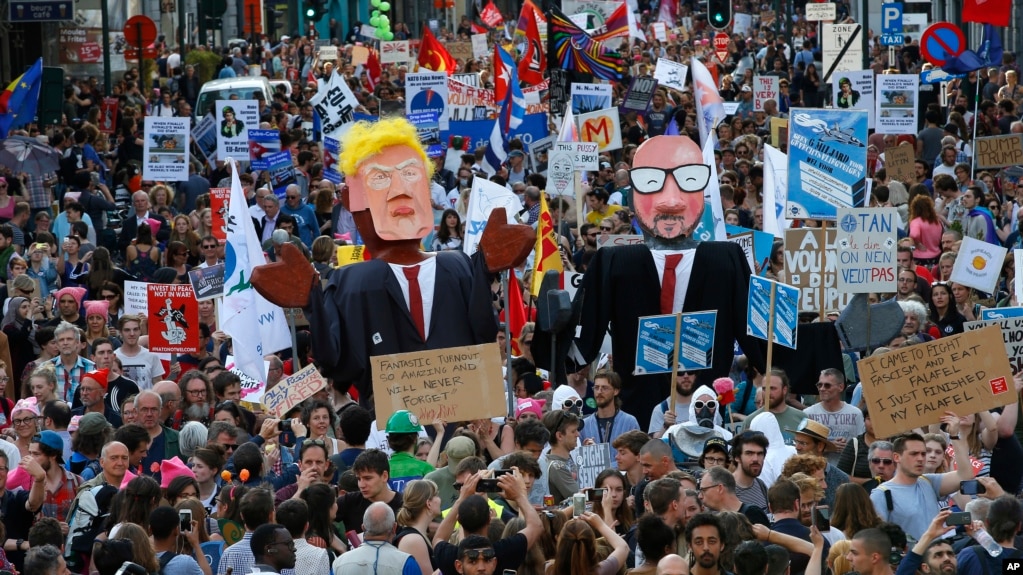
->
[0, 135, 61, 175]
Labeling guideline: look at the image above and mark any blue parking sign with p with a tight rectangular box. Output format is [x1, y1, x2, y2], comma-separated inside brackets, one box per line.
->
[882, 3, 902, 35]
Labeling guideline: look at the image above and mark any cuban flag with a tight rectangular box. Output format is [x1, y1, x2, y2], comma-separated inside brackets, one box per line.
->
[484, 45, 526, 174]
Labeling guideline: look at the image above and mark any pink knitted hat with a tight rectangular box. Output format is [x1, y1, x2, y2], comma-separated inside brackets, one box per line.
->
[83, 300, 109, 319]
[160, 457, 195, 489]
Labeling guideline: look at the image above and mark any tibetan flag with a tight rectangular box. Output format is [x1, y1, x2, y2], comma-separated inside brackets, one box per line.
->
[518, 2, 546, 85]
[963, 0, 1009, 26]
[480, 0, 503, 27]
[547, 6, 624, 82]
[591, 3, 630, 42]
[530, 192, 563, 297]
[417, 27, 457, 74]
[0, 58, 43, 136]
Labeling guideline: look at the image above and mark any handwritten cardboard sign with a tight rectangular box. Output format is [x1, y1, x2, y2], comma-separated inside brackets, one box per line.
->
[784, 228, 853, 312]
[975, 135, 1023, 170]
[124, 280, 149, 317]
[371, 343, 505, 429]
[885, 144, 916, 183]
[261, 363, 328, 417]
[753, 75, 779, 112]
[447, 41, 473, 62]
[857, 325, 1015, 438]
[577, 443, 613, 489]
[835, 208, 898, 293]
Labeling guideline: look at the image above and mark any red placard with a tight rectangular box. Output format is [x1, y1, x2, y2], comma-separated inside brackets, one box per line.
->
[714, 32, 730, 63]
[99, 98, 118, 134]
[209, 187, 231, 244]
[147, 284, 199, 353]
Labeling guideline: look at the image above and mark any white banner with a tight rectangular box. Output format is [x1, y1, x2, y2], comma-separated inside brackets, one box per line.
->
[380, 40, 410, 63]
[142, 117, 190, 181]
[215, 100, 257, 161]
[310, 71, 359, 141]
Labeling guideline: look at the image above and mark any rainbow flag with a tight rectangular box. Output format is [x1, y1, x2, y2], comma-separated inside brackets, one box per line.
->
[547, 6, 624, 82]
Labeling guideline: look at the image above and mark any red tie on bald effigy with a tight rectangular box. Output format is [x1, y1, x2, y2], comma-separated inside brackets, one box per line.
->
[403, 265, 426, 340]
[661, 253, 683, 315]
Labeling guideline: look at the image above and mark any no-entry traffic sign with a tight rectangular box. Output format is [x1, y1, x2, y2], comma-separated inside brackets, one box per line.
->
[920, 22, 965, 67]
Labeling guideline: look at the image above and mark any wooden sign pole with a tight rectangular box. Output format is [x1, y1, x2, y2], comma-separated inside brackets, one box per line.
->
[818, 221, 828, 322]
[765, 280, 777, 376]
[669, 312, 682, 416]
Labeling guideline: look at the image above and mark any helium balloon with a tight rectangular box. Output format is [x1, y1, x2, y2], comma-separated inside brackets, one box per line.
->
[369, 15, 379, 25]
[379, 2, 390, 10]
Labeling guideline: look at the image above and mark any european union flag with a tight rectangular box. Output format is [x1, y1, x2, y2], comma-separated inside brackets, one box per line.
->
[0, 58, 43, 136]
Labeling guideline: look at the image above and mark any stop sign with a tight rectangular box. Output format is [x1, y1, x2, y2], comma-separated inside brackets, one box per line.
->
[714, 32, 730, 63]
[124, 15, 157, 47]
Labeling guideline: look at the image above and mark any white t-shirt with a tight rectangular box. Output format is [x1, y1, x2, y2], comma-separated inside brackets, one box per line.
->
[803, 401, 865, 464]
[115, 347, 166, 390]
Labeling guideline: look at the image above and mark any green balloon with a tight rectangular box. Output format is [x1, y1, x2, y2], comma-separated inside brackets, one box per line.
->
[369, 15, 379, 25]
[379, 15, 389, 24]
[370, 0, 379, 5]
[371, 9, 379, 16]
[382, 30, 394, 40]
[379, 2, 390, 10]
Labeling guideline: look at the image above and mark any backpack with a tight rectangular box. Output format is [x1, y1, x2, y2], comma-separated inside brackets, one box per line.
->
[158, 551, 177, 575]
[59, 146, 84, 184]
[64, 484, 118, 565]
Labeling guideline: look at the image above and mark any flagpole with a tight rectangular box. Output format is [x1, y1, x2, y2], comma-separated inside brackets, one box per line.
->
[502, 270, 515, 418]
[288, 308, 301, 370]
[970, 26, 984, 176]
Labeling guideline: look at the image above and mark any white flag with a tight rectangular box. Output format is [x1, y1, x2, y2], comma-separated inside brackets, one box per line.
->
[702, 134, 727, 241]
[762, 145, 790, 238]
[463, 176, 523, 256]
[219, 159, 291, 385]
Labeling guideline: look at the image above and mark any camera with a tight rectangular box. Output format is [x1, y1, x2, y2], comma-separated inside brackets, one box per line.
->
[179, 509, 192, 532]
[278, 419, 292, 432]
[477, 478, 500, 492]
[588, 488, 606, 502]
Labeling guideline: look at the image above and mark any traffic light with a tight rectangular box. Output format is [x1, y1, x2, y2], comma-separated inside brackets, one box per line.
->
[708, 0, 732, 30]
[303, 0, 326, 22]
[266, 8, 285, 36]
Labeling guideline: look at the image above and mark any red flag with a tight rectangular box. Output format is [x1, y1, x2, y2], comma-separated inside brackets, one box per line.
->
[417, 27, 458, 74]
[963, 0, 1010, 26]
[517, 1, 546, 85]
[366, 48, 382, 90]
[480, 0, 503, 28]
[506, 271, 527, 356]
[472, 22, 488, 34]
[591, 2, 629, 41]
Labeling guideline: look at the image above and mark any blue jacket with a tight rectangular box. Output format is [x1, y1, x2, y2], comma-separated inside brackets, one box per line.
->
[579, 409, 640, 463]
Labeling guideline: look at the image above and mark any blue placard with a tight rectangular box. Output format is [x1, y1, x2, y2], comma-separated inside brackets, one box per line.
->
[786, 108, 868, 220]
[634, 311, 718, 374]
[322, 136, 342, 184]
[8, 0, 72, 21]
[747, 276, 799, 349]
[981, 307, 1023, 320]
[247, 129, 280, 170]
[920, 69, 965, 84]
[726, 224, 775, 276]
[266, 151, 295, 199]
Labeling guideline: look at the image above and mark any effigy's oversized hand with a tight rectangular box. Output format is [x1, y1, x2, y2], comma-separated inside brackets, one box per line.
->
[251, 242, 319, 308]
[479, 208, 535, 273]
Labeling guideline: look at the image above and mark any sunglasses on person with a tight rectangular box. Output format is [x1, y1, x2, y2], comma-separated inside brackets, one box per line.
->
[694, 400, 718, 411]
[870, 458, 894, 465]
[461, 549, 496, 562]
[816, 381, 835, 389]
[562, 398, 583, 411]
[202, 244, 218, 249]
[600, 226, 613, 231]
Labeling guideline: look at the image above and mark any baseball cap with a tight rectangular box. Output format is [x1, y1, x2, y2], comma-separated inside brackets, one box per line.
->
[445, 436, 476, 467]
[34, 430, 65, 462]
[741, 85, 752, 93]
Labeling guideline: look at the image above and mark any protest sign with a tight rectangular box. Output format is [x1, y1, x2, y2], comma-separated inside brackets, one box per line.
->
[463, 177, 521, 255]
[786, 108, 868, 220]
[548, 146, 576, 196]
[215, 100, 257, 161]
[322, 137, 341, 184]
[471, 34, 488, 59]
[571, 82, 613, 114]
[146, 284, 199, 353]
[728, 230, 757, 274]
[975, 135, 1023, 170]
[187, 264, 225, 301]
[142, 117, 189, 181]
[247, 129, 281, 170]
[875, 74, 919, 135]
[577, 109, 622, 152]
[266, 151, 296, 199]
[747, 276, 799, 349]
[981, 308, 1023, 320]
[262, 363, 328, 417]
[192, 113, 217, 164]
[950, 236, 1008, 294]
[652, 22, 667, 41]
[653, 59, 688, 92]
[381, 40, 410, 63]
[549, 69, 569, 117]
[785, 227, 853, 312]
[371, 343, 506, 428]
[770, 117, 788, 150]
[554, 141, 599, 171]
[406, 71, 450, 132]
[336, 245, 370, 268]
[858, 325, 1015, 438]
[966, 318, 1023, 375]
[1017, 249, 1023, 305]
[726, 224, 775, 276]
[885, 144, 915, 183]
[752, 75, 779, 112]
[835, 208, 898, 293]
[577, 443, 613, 489]
[733, 13, 752, 35]
[99, 98, 118, 134]
[831, 71, 875, 128]
[209, 187, 230, 243]
[622, 76, 658, 112]
[124, 280, 148, 316]
[453, 73, 480, 88]
[634, 311, 718, 374]
[528, 135, 555, 175]
[319, 45, 338, 61]
[447, 42, 473, 61]
[310, 72, 358, 140]
[447, 77, 493, 122]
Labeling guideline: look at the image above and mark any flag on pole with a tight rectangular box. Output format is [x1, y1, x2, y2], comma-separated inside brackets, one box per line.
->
[0, 58, 42, 136]
[505, 271, 528, 355]
[484, 45, 526, 174]
[518, 2, 546, 85]
[219, 159, 291, 385]
[480, 1, 504, 27]
[591, 2, 630, 41]
[963, 0, 1009, 26]
[417, 27, 458, 74]
[547, 6, 625, 81]
[530, 193, 563, 296]
[557, 107, 578, 141]
[699, 134, 727, 241]
[463, 176, 522, 255]
[762, 144, 791, 238]
[942, 24, 1004, 74]
[692, 57, 726, 146]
